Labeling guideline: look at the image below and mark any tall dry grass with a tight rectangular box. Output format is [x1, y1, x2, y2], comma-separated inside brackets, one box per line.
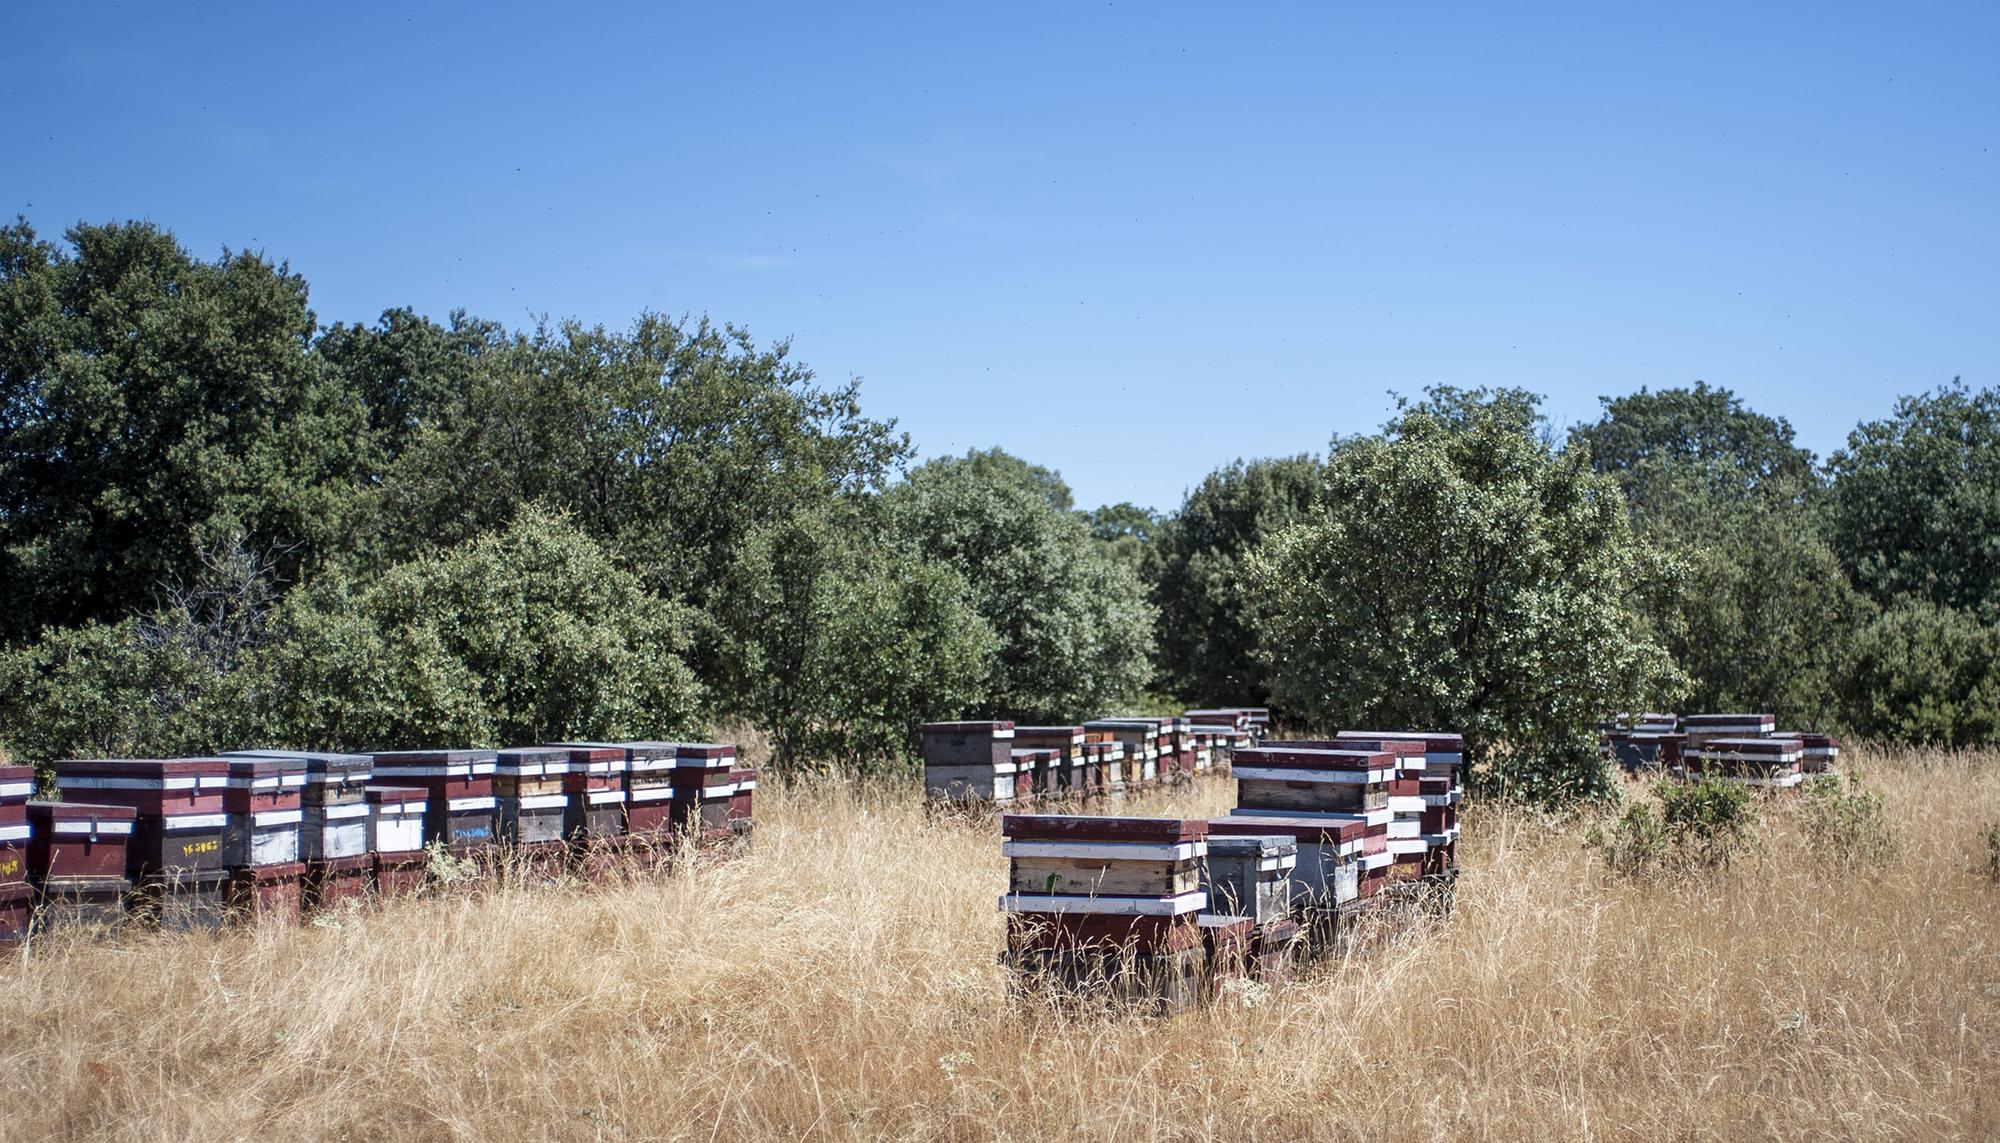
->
[2, 748, 1997, 1141]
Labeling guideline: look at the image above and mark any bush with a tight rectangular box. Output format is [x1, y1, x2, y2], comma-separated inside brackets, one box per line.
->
[1838, 600, 2000, 745]
[1590, 776, 1761, 878]
[1793, 774, 1900, 867]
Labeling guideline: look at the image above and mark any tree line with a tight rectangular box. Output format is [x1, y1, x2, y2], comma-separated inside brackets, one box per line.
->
[2, 219, 1994, 803]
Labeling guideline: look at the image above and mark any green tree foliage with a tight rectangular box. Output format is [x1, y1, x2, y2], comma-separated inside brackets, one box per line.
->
[0, 220, 372, 642]
[883, 451, 1155, 723]
[1570, 381, 1817, 515]
[1249, 389, 1681, 806]
[257, 507, 705, 750]
[1828, 381, 2000, 616]
[716, 508, 994, 775]
[1151, 456, 1322, 705]
[1570, 384, 1864, 725]
[1836, 599, 2000, 746]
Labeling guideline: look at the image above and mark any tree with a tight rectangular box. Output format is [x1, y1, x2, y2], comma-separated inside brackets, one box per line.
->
[1828, 381, 2000, 616]
[254, 506, 705, 749]
[1249, 388, 1682, 806]
[883, 450, 1155, 722]
[0, 219, 373, 643]
[1837, 600, 2000, 746]
[1151, 456, 1323, 705]
[715, 507, 994, 774]
[1082, 501, 1159, 579]
[1570, 381, 1817, 515]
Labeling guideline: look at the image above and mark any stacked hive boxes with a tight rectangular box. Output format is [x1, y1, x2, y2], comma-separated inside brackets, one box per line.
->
[293, 752, 375, 909]
[1084, 720, 1160, 790]
[56, 758, 232, 930]
[1687, 736, 1806, 789]
[1223, 742, 1397, 942]
[1345, 731, 1466, 885]
[615, 742, 681, 848]
[556, 746, 628, 864]
[672, 744, 741, 843]
[368, 785, 430, 897]
[494, 747, 571, 877]
[224, 755, 307, 922]
[0, 765, 30, 941]
[25, 799, 135, 932]
[999, 815, 1211, 1013]
[1088, 735, 1126, 799]
[922, 722, 1023, 807]
[1013, 727, 1091, 802]
[369, 750, 499, 854]
[1198, 833, 1302, 982]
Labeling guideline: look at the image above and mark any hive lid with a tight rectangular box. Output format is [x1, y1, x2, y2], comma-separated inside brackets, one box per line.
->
[919, 721, 1014, 735]
[1208, 813, 1367, 845]
[227, 750, 372, 779]
[1000, 815, 1208, 844]
[365, 785, 429, 804]
[27, 799, 138, 822]
[1204, 834, 1298, 858]
[1233, 747, 1394, 770]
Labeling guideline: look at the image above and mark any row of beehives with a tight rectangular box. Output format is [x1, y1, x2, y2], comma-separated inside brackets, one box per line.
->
[996, 729, 1464, 1013]
[1602, 712, 1841, 788]
[0, 742, 753, 942]
[920, 707, 1269, 806]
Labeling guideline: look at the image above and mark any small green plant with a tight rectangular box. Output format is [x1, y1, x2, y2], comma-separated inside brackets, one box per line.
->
[1585, 802, 1669, 878]
[1588, 776, 1760, 878]
[1794, 774, 1900, 867]
[423, 840, 480, 886]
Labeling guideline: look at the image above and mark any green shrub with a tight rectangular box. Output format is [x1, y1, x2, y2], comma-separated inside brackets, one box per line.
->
[1591, 776, 1761, 878]
[1837, 600, 2000, 746]
[1793, 774, 1900, 867]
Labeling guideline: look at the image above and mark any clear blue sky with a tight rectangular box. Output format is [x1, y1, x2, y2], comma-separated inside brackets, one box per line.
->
[11, 1, 1996, 512]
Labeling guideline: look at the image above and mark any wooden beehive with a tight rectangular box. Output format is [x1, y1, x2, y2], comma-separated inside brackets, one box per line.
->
[1231, 746, 1397, 818]
[369, 750, 499, 853]
[1000, 815, 1210, 954]
[1200, 833, 1296, 927]
[495, 747, 572, 846]
[1687, 736, 1805, 787]
[1012, 727, 1089, 800]
[921, 721, 1019, 805]
[26, 800, 136, 934]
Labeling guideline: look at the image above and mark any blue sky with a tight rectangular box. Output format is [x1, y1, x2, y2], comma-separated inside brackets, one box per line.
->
[10, 1, 1996, 511]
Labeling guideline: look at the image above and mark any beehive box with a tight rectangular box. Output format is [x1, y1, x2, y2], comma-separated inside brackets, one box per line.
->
[224, 756, 306, 871]
[1799, 733, 1841, 774]
[1089, 741, 1125, 796]
[54, 759, 233, 929]
[1688, 736, 1806, 787]
[494, 747, 572, 846]
[26, 801, 136, 934]
[554, 746, 628, 844]
[1207, 814, 1369, 919]
[227, 751, 372, 806]
[921, 722, 1019, 805]
[368, 784, 430, 898]
[1012, 727, 1089, 800]
[369, 749, 499, 853]
[672, 744, 740, 841]
[227, 861, 305, 923]
[0, 764, 30, 893]
[1682, 713, 1777, 745]
[1000, 816, 1210, 954]
[1231, 747, 1398, 819]
[1200, 834, 1296, 927]
[605, 742, 680, 841]
[1082, 721, 1161, 788]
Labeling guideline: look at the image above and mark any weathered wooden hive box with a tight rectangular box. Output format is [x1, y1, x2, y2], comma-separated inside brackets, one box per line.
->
[222, 755, 306, 923]
[230, 751, 375, 911]
[921, 721, 1019, 805]
[1207, 814, 1366, 915]
[1682, 713, 1777, 746]
[1082, 721, 1161, 788]
[26, 800, 136, 933]
[369, 749, 499, 853]
[612, 742, 680, 841]
[1231, 746, 1398, 818]
[672, 743, 740, 841]
[494, 747, 571, 846]
[1012, 727, 1089, 800]
[999, 815, 1212, 1014]
[1200, 833, 1295, 925]
[55, 758, 232, 930]
[1687, 736, 1805, 788]
[0, 765, 26, 943]
[1799, 733, 1841, 774]
[555, 746, 628, 845]
[367, 784, 430, 898]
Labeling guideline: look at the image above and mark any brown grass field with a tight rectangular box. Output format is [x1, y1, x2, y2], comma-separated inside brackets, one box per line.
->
[2, 746, 1997, 1141]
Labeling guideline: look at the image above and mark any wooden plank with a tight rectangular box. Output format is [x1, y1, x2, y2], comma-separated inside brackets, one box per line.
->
[1008, 857, 1202, 897]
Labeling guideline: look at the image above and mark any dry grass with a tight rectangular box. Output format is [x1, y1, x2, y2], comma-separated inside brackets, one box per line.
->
[2, 748, 1998, 1141]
